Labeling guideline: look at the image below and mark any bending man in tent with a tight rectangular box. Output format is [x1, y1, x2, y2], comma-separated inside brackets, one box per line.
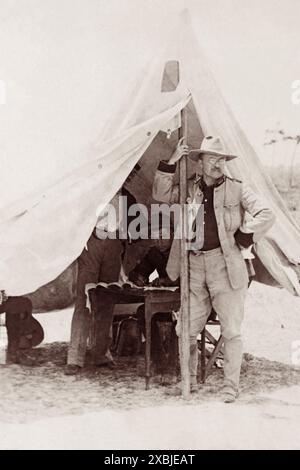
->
[152, 135, 275, 402]
[65, 165, 140, 375]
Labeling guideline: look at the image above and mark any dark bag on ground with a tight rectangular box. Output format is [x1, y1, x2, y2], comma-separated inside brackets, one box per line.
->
[0, 296, 44, 364]
[136, 305, 179, 376]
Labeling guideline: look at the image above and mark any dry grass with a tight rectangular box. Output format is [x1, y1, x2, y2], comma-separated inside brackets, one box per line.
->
[1, 342, 299, 424]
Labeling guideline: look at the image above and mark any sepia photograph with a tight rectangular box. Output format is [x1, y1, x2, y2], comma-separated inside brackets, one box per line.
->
[0, 0, 300, 451]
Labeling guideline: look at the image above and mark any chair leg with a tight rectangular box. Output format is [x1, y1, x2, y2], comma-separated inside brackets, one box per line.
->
[200, 328, 206, 383]
[205, 329, 218, 347]
[145, 303, 152, 390]
[205, 336, 224, 379]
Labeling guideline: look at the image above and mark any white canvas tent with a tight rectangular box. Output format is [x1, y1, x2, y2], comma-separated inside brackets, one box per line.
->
[1, 11, 300, 297]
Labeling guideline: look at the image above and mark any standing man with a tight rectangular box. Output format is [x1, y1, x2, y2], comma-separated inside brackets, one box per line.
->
[153, 136, 275, 402]
[65, 165, 140, 375]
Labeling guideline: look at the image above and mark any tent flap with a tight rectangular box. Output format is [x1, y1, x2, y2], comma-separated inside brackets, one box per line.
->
[1, 10, 300, 297]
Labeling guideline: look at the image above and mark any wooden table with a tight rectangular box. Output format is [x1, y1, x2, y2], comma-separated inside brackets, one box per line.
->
[87, 285, 180, 389]
[88, 284, 224, 389]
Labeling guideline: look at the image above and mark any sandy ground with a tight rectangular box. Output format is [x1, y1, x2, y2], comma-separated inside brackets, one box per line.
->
[0, 281, 300, 450]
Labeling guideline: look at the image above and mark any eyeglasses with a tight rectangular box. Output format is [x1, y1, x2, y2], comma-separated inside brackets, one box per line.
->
[208, 157, 226, 165]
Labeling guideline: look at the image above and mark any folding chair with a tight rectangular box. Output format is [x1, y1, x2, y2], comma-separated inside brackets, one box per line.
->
[198, 314, 224, 383]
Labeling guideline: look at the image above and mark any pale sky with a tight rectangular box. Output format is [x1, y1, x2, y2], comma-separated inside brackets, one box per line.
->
[0, 0, 300, 206]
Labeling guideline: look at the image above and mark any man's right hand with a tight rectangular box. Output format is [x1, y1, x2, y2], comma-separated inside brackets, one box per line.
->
[168, 137, 189, 164]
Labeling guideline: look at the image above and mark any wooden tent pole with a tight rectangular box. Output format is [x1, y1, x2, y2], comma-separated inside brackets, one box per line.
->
[160, 60, 190, 398]
[179, 108, 190, 399]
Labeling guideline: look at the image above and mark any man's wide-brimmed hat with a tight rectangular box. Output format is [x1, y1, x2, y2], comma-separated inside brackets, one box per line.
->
[189, 136, 237, 162]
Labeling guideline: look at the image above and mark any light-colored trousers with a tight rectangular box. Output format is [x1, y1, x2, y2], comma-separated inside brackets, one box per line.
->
[177, 247, 247, 390]
[67, 235, 122, 367]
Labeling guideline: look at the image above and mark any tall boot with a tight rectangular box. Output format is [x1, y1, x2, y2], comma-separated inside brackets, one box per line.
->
[189, 341, 199, 392]
[92, 298, 115, 366]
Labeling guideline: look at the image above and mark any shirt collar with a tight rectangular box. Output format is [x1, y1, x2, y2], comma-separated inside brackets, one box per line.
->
[196, 175, 225, 190]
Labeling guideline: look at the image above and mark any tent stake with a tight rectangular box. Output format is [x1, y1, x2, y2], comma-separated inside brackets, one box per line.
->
[179, 108, 190, 399]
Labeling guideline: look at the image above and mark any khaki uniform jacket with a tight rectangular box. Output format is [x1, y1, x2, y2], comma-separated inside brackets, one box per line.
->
[152, 162, 275, 289]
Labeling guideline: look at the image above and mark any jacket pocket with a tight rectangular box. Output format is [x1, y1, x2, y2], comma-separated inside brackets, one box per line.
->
[223, 202, 241, 231]
[228, 252, 249, 289]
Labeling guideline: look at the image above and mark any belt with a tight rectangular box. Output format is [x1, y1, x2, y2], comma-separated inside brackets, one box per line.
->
[190, 246, 222, 256]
